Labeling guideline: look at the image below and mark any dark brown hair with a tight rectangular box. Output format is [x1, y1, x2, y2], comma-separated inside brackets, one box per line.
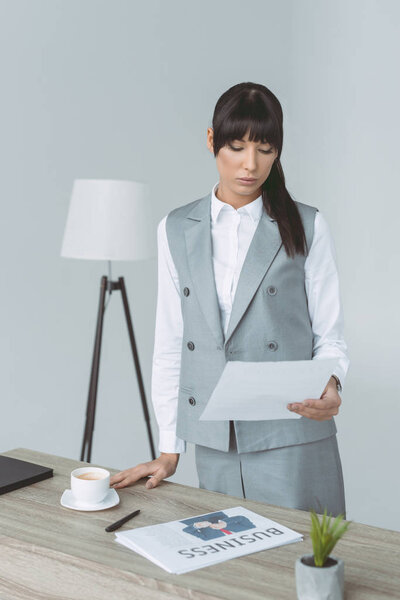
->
[211, 82, 308, 258]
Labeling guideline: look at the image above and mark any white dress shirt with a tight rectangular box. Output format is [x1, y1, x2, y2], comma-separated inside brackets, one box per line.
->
[151, 182, 350, 454]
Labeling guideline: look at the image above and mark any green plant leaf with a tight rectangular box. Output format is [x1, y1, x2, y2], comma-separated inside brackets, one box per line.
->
[309, 509, 350, 567]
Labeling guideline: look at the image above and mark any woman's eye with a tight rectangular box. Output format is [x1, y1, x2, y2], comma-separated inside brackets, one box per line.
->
[229, 144, 273, 154]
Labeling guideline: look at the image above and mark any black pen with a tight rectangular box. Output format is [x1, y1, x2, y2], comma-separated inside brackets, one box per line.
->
[105, 509, 141, 532]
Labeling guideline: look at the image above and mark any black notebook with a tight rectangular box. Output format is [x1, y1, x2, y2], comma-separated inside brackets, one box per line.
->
[0, 455, 53, 495]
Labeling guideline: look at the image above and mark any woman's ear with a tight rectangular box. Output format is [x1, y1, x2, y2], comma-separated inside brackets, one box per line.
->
[206, 127, 214, 154]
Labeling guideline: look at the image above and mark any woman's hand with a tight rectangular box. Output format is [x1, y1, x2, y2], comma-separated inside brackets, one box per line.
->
[287, 376, 341, 421]
[110, 453, 180, 490]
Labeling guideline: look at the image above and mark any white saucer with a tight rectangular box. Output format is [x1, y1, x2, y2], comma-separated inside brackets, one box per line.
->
[60, 488, 120, 511]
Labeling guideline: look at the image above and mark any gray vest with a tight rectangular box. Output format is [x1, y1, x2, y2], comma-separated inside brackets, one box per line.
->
[165, 192, 336, 452]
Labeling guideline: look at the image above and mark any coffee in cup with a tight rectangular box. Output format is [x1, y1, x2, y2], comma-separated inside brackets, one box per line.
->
[76, 471, 106, 480]
[71, 467, 110, 505]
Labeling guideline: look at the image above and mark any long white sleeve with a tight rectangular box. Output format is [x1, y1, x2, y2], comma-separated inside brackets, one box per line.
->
[150, 203, 350, 453]
[305, 211, 350, 389]
[151, 216, 186, 453]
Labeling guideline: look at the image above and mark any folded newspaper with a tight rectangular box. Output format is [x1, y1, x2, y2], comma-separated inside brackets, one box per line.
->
[114, 506, 303, 574]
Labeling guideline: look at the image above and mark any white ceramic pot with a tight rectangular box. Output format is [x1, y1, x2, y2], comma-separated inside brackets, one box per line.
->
[295, 554, 344, 600]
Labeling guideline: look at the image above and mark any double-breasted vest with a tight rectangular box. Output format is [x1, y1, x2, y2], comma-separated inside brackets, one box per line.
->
[165, 192, 336, 452]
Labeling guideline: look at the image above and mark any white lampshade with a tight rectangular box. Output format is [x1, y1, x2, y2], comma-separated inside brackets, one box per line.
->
[61, 179, 156, 261]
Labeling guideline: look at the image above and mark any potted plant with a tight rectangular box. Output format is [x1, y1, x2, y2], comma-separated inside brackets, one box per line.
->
[295, 508, 350, 600]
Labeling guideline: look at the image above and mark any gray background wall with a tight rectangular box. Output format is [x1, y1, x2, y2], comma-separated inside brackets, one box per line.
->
[1, 0, 399, 531]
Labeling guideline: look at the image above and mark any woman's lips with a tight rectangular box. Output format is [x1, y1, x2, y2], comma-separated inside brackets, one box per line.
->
[237, 178, 257, 184]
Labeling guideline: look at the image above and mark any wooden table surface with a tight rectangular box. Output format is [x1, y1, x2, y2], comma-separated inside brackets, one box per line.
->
[0, 448, 399, 600]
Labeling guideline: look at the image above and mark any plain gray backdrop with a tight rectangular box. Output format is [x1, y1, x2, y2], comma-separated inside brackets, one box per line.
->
[1, 0, 399, 531]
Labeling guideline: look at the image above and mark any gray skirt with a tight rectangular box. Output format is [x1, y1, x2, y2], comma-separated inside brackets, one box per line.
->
[195, 423, 346, 518]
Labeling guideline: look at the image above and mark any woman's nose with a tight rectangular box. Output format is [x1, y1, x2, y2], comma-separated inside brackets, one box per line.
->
[242, 150, 257, 171]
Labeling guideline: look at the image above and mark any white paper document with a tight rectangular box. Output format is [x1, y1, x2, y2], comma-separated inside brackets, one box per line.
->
[114, 506, 303, 574]
[199, 357, 339, 421]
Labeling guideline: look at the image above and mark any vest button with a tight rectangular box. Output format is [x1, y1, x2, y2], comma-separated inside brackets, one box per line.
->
[183, 287, 190, 297]
[267, 340, 278, 351]
[187, 341, 195, 351]
[188, 397, 196, 406]
[267, 285, 277, 295]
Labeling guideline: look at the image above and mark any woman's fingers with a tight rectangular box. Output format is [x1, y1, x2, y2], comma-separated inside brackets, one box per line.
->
[287, 401, 339, 420]
[294, 405, 337, 420]
[109, 455, 179, 490]
[112, 476, 132, 489]
[110, 463, 152, 489]
[287, 390, 341, 420]
[110, 470, 129, 486]
[146, 474, 162, 489]
[110, 457, 177, 489]
[303, 396, 341, 410]
[145, 465, 170, 489]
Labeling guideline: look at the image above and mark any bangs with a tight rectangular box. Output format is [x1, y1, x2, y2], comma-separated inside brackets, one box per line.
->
[213, 91, 281, 155]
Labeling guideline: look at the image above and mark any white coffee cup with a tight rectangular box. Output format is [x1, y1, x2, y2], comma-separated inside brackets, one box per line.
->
[71, 467, 110, 505]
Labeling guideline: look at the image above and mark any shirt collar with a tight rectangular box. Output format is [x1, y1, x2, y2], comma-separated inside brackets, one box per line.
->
[211, 181, 263, 224]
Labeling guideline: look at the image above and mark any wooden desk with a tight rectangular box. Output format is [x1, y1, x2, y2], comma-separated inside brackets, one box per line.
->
[0, 448, 399, 599]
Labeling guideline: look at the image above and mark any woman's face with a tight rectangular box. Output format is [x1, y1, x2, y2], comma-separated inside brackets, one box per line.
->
[207, 127, 279, 201]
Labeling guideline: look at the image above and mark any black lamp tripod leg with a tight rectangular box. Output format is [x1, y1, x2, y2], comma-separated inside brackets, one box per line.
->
[80, 276, 108, 463]
[119, 276, 156, 460]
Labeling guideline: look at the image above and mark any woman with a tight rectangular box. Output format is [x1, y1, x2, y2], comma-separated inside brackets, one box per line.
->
[110, 82, 349, 517]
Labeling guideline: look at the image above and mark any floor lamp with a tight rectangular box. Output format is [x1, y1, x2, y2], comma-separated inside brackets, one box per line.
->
[61, 179, 157, 463]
